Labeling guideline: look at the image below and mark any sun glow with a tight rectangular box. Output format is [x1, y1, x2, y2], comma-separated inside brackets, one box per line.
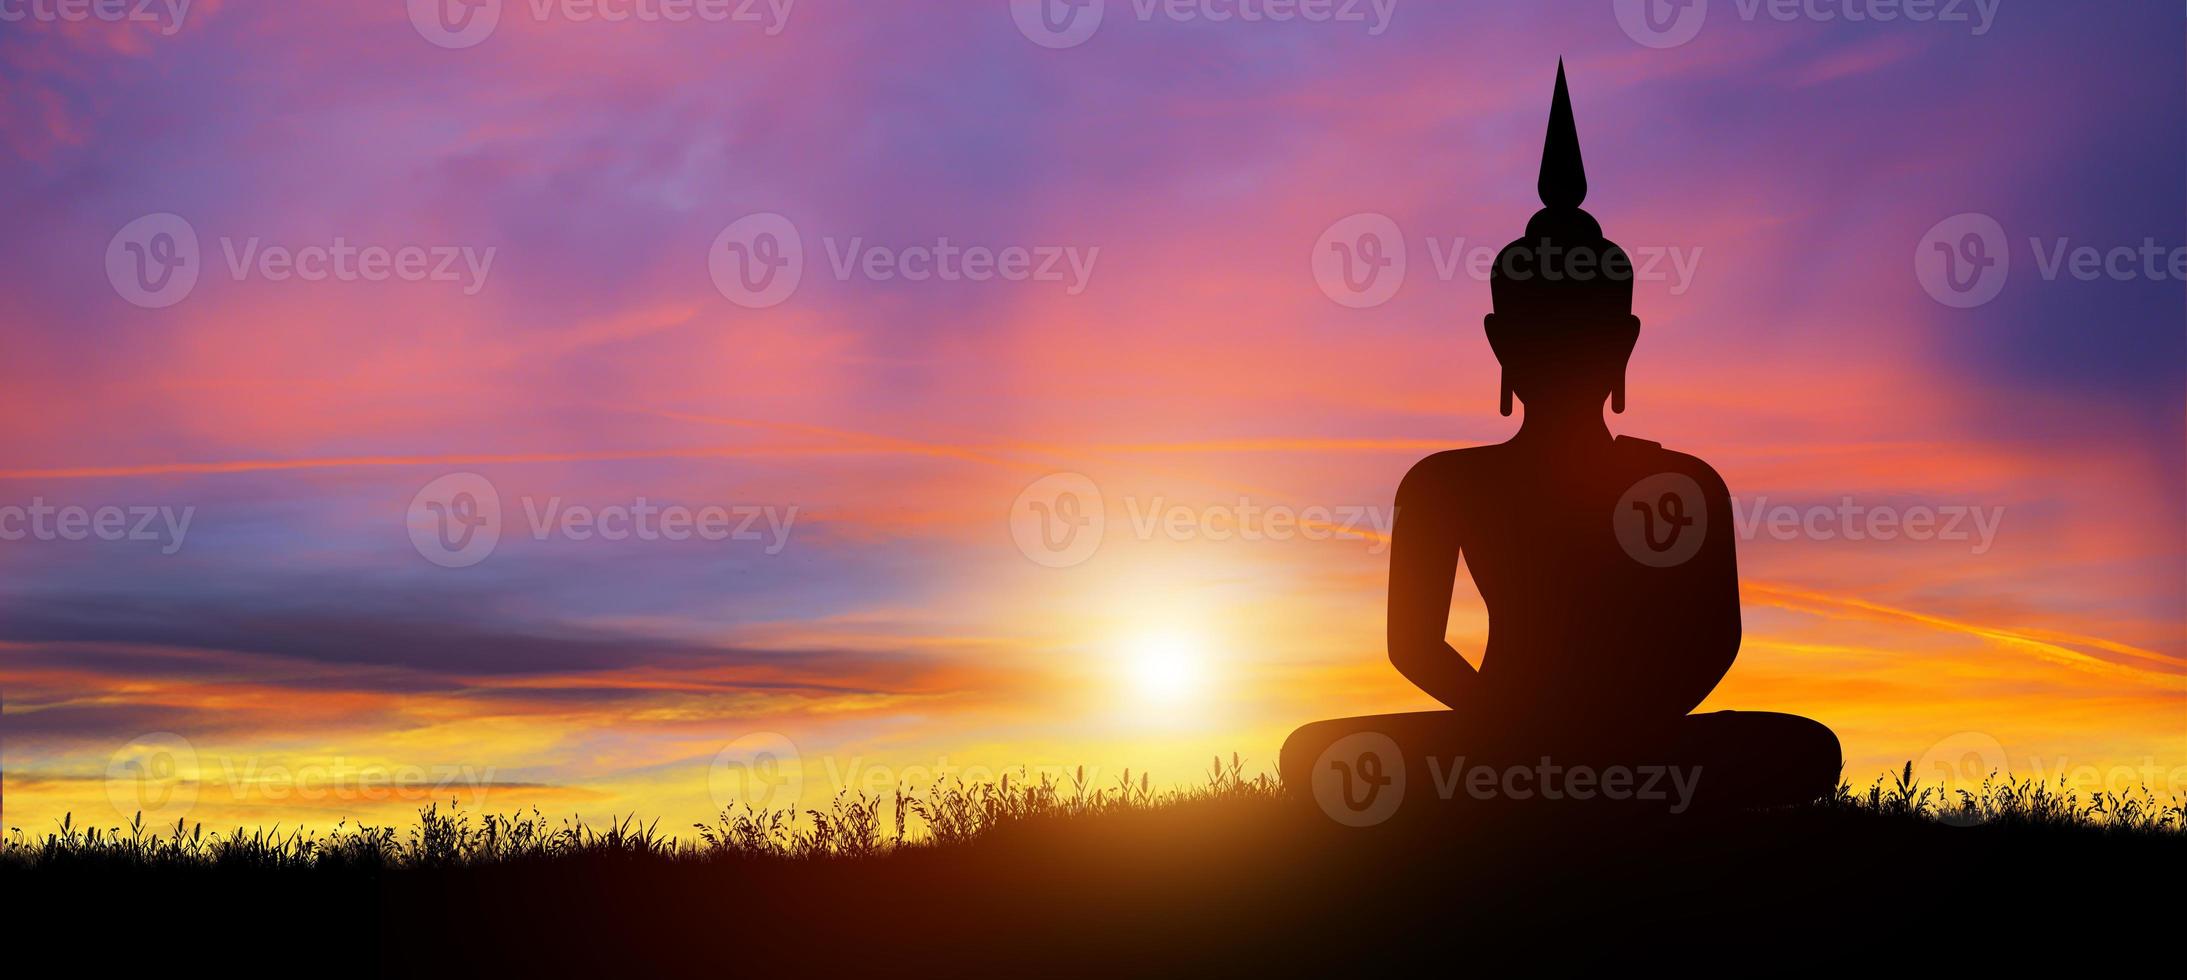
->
[1124, 632, 1208, 704]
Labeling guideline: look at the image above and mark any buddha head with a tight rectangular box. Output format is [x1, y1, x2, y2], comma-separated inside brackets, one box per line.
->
[1485, 61, 1640, 418]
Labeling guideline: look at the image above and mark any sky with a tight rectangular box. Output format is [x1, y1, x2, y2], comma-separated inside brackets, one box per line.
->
[1, 0, 2181, 834]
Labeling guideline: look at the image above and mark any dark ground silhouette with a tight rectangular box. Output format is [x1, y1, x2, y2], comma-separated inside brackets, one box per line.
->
[9, 794, 2181, 976]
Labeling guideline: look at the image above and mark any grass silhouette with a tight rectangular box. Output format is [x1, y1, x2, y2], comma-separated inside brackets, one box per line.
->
[3, 758, 1273, 869]
[5, 757, 2180, 975]
[3, 757, 2179, 870]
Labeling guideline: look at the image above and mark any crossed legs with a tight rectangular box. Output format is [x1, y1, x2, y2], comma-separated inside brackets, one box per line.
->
[1280, 709, 1840, 813]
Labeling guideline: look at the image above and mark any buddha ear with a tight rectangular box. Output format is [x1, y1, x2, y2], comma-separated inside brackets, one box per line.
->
[1483, 313, 1513, 359]
[1484, 315, 1516, 416]
[1611, 315, 1640, 414]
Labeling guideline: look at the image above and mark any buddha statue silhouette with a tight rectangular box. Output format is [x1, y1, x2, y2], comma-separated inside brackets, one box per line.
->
[1281, 63, 1840, 815]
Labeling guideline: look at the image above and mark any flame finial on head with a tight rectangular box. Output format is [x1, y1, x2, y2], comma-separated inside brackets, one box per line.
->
[1492, 59, 1629, 322]
[1538, 59, 1587, 210]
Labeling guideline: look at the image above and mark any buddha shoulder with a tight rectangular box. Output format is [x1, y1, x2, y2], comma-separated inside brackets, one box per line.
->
[1394, 446, 1502, 503]
[1614, 435, 1731, 498]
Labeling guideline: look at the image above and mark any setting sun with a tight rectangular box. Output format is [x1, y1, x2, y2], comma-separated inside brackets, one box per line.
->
[1125, 632, 1209, 704]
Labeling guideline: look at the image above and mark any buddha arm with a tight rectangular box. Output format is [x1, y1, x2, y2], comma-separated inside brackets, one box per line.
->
[1386, 458, 1480, 710]
[1658, 472, 1743, 716]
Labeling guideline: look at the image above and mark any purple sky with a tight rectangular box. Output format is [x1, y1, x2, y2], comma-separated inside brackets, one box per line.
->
[2, 1, 2181, 829]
